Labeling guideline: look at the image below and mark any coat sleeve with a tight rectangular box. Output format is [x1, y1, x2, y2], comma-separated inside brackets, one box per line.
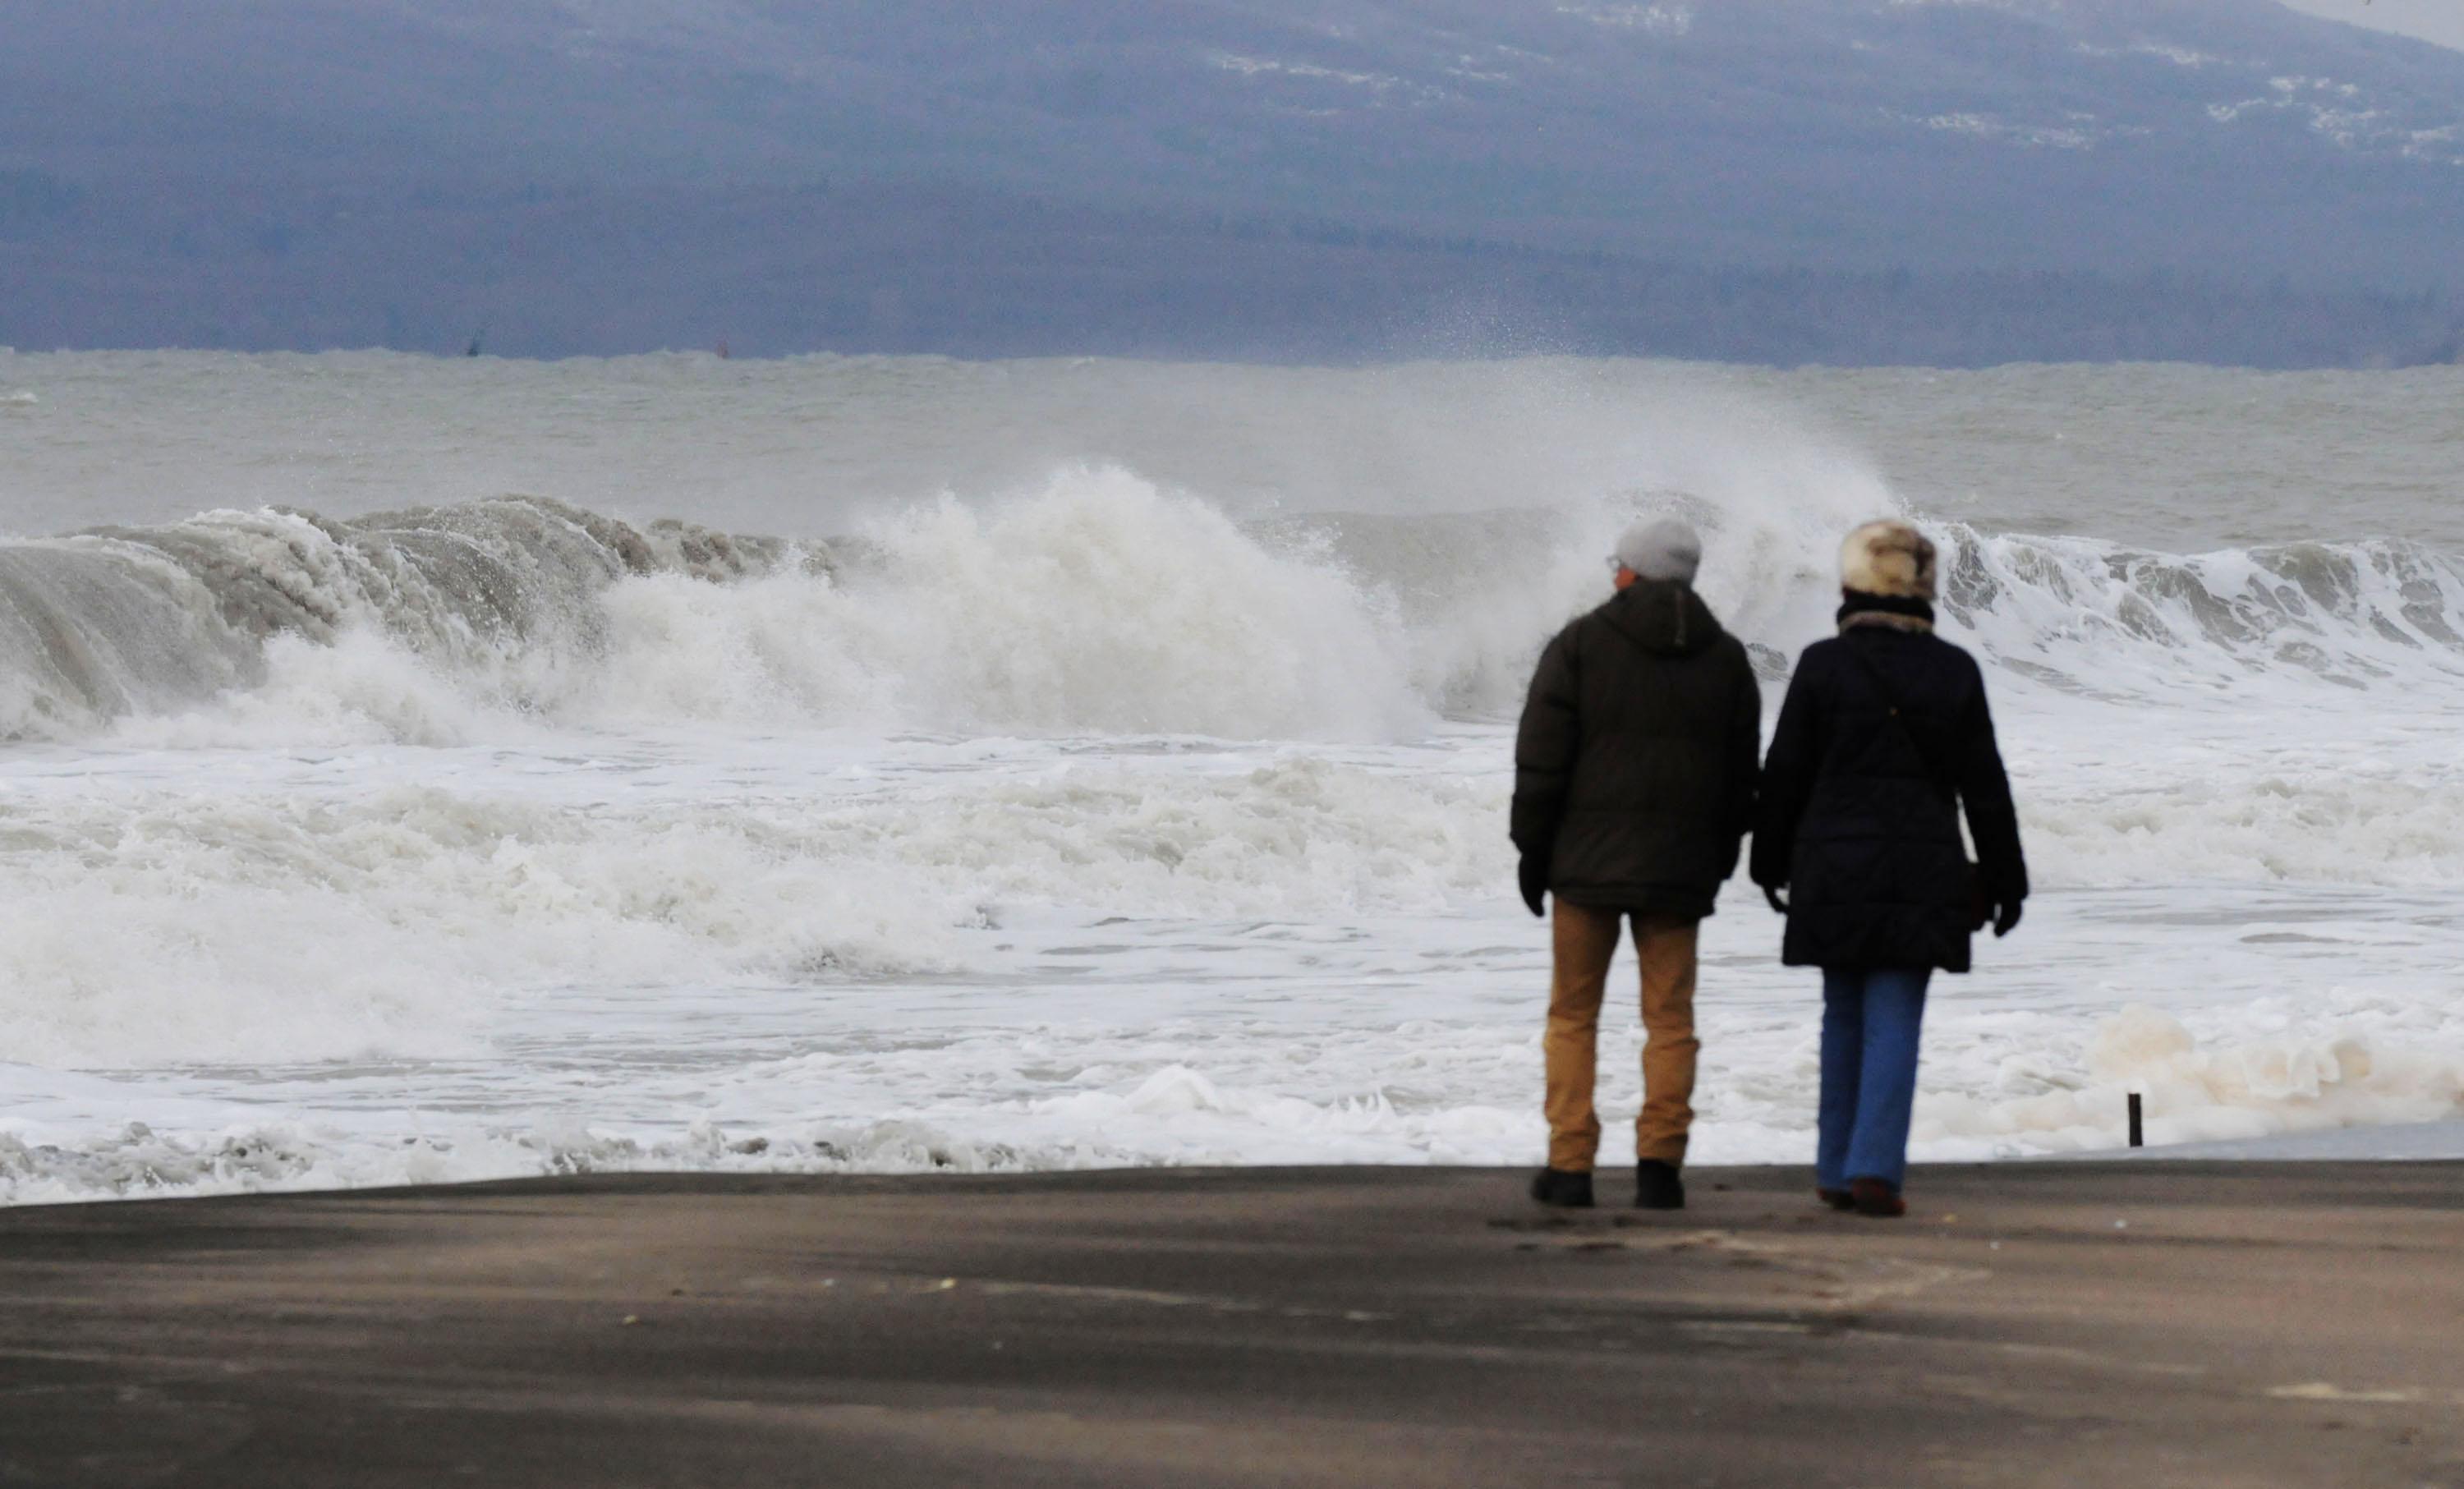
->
[1751, 650, 1823, 889]
[1956, 661, 2029, 904]
[1725, 641, 1763, 849]
[1510, 629, 1578, 857]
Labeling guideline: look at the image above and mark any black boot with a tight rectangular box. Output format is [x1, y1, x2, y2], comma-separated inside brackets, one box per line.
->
[1634, 1160, 1685, 1211]
[1849, 1176, 1905, 1218]
[1529, 1167, 1595, 1208]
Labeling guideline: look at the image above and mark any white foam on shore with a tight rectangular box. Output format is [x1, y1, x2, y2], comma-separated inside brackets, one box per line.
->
[4, 866, 2459, 1203]
[8, 989, 2462, 1206]
[0, 749, 1510, 1069]
[1919, 1000, 2464, 1156]
[2103, 1119, 2464, 1161]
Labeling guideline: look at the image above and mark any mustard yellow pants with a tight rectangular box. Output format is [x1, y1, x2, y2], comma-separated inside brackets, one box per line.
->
[1544, 902, 1700, 1171]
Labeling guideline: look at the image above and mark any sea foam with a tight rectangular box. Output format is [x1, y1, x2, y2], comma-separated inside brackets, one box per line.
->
[5, 353, 2462, 1205]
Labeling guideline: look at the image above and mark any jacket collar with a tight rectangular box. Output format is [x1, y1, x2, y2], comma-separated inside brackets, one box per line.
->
[1837, 589, 1936, 637]
[1840, 609, 1934, 636]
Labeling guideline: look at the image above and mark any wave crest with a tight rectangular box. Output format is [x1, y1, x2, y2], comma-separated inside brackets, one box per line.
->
[5, 474, 2460, 744]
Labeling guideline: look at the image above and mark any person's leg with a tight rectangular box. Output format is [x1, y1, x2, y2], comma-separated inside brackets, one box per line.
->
[1844, 967, 1933, 1191]
[1632, 913, 1701, 1167]
[1816, 968, 1865, 1194]
[1543, 902, 1622, 1173]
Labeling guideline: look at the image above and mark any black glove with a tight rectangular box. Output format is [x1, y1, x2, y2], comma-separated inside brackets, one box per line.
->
[1993, 899, 2024, 938]
[1761, 884, 1788, 916]
[1518, 856, 1549, 918]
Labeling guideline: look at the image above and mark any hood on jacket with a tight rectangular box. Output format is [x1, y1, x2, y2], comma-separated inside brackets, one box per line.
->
[1599, 579, 1724, 656]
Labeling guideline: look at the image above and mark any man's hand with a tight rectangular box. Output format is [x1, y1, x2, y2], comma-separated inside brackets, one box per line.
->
[1518, 856, 1549, 918]
[1993, 899, 2024, 938]
[1761, 884, 1788, 916]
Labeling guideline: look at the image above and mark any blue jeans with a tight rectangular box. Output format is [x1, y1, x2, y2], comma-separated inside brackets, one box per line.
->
[1817, 967, 1933, 1192]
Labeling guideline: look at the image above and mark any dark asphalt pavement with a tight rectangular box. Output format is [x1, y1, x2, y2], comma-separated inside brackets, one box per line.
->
[2, 1163, 2459, 1487]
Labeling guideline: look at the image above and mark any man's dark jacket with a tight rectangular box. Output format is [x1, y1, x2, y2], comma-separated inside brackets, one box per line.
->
[1750, 626, 2027, 973]
[1511, 581, 1762, 919]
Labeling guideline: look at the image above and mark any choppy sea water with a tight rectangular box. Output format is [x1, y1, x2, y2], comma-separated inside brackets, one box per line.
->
[2, 351, 2460, 1204]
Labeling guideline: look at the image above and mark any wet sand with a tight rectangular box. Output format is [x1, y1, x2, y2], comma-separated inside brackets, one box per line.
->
[2, 1163, 2459, 1487]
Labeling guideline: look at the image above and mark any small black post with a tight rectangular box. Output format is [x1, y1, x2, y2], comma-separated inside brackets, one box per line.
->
[2127, 1092, 2145, 1149]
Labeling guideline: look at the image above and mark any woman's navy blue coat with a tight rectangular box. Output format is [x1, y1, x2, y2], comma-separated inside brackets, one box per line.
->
[1751, 626, 2027, 973]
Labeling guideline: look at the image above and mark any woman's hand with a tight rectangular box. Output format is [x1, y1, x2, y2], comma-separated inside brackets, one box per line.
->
[1761, 884, 1789, 916]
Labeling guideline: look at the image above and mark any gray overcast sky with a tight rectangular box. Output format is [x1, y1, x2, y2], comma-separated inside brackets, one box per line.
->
[2279, 0, 2464, 50]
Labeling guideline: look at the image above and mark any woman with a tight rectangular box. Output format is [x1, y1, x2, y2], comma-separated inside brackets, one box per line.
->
[1753, 521, 2028, 1218]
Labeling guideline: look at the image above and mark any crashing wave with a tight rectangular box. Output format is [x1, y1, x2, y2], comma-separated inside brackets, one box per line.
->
[1942, 527, 2464, 694]
[0, 496, 798, 738]
[2, 473, 2457, 742]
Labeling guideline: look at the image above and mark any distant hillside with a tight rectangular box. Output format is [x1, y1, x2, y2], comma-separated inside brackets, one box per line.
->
[3, 0, 2462, 364]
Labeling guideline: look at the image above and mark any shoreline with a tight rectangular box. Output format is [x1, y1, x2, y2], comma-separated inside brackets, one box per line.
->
[5, 1162, 2460, 1485]
[11, 1110, 2464, 1214]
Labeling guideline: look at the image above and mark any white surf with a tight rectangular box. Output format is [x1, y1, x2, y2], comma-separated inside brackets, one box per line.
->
[2, 351, 2459, 1203]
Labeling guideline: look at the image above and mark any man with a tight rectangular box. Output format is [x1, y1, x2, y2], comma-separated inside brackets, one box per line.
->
[1511, 517, 1762, 1210]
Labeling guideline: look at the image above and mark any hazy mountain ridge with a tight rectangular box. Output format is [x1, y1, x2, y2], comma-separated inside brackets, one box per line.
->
[2, 1, 2460, 361]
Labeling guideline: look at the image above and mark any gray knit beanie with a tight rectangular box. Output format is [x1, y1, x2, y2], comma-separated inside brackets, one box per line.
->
[1613, 517, 1703, 585]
